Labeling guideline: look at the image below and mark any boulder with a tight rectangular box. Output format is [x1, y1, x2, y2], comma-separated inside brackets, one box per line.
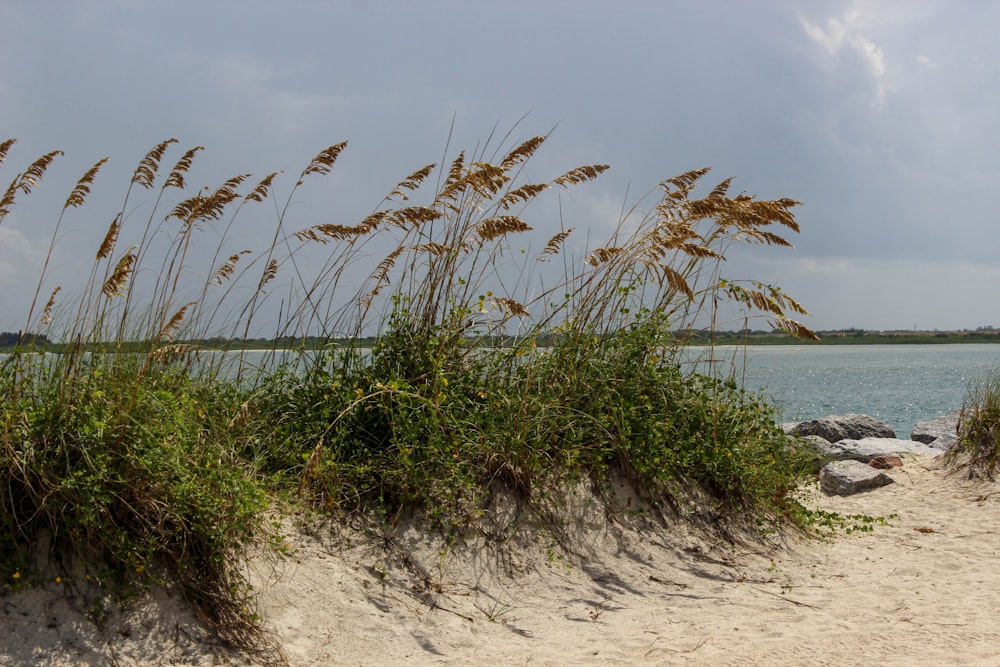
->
[789, 414, 896, 443]
[912, 409, 963, 451]
[826, 437, 940, 462]
[820, 460, 894, 496]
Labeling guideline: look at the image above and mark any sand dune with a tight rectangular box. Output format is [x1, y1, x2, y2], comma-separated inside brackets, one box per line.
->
[3, 454, 999, 666]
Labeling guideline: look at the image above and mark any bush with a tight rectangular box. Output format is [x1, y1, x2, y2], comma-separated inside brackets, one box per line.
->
[1, 131, 817, 654]
[950, 371, 1000, 476]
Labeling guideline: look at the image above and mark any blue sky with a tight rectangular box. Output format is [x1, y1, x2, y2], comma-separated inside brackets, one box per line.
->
[2, 0, 999, 332]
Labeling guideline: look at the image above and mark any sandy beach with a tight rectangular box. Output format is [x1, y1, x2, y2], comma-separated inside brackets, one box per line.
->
[3, 453, 1000, 666]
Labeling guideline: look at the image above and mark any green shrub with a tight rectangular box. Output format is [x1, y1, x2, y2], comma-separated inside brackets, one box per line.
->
[1, 131, 817, 655]
[950, 371, 1000, 476]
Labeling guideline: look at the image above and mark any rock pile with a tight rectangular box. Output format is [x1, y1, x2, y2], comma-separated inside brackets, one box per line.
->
[785, 412, 963, 496]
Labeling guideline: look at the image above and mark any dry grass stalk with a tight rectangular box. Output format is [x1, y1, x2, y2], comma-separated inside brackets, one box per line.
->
[500, 136, 546, 170]
[212, 251, 252, 285]
[0, 138, 15, 168]
[586, 247, 623, 266]
[40, 286, 60, 326]
[169, 174, 250, 226]
[257, 259, 279, 290]
[1, 149, 64, 223]
[298, 142, 348, 183]
[494, 297, 530, 317]
[465, 162, 509, 198]
[415, 243, 451, 255]
[538, 228, 573, 260]
[387, 163, 436, 201]
[96, 215, 122, 260]
[389, 206, 443, 228]
[156, 301, 197, 342]
[363, 246, 407, 306]
[498, 182, 549, 210]
[131, 139, 178, 189]
[244, 171, 281, 204]
[293, 223, 372, 244]
[102, 248, 137, 298]
[435, 151, 467, 204]
[553, 164, 610, 188]
[164, 146, 204, 190]
[476, 216, 531, 241]
[64, 157, 109, 209]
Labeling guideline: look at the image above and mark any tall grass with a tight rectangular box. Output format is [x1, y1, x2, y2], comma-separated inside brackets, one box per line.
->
[0, 132, 816, 652]
[950, 371, 1000, 477]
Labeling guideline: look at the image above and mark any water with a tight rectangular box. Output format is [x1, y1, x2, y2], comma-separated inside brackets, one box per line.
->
[710, 344, 1000, 435]
[7, 343, 999, 437]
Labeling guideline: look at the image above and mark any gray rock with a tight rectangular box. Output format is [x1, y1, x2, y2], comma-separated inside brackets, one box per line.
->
[912, 409, 963, 451]
[789, 414, 896, 443]
[820, 460, 895, 496]
[826, 437, 940, 462]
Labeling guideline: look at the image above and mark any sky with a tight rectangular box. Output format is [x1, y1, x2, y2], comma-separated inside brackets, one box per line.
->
[2, 0, 999, 334]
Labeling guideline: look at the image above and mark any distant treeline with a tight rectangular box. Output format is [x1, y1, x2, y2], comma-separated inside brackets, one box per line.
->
[5, 328, 1000, 353]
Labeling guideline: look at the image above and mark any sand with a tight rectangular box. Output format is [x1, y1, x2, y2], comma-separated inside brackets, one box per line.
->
[3, 453, 1000, 666]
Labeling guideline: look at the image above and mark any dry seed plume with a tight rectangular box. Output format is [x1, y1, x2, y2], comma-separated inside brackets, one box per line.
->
[500, 136, 547, 170]
[96, 215, 122, 260]
[156, 302, 198, 342]
[40, 286, 60, 326]
[476, 216, 532, 241]
[363, 246, 407, 305]
[212, 250, 251, 285]
[538, 228, 573, 260]
[415, 242, 451, 256]
[102, 248, 137, 298]
[131, 139, 178, 189]
[244, 171, 281, 204]
[164, 146, 204, 190]
[498, 183, 549, 211]
[1, 149, 65, 221]
[0, 138, 15, 168]
[494, 297, 530, 317]
[298, 142, 347, 183]
[387, 163, 436, 201]
[64, 157, 109, 209]
[257, 258, 279, 290]
[553, 164, 610, 188]
[586, 247, 624, 266]
[389, 205, 443, 229]
[169, 174, 250, 226]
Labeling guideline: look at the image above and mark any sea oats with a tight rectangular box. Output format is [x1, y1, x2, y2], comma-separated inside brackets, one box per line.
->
[131, 139, 177, 189]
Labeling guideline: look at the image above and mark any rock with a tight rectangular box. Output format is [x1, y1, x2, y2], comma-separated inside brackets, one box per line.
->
[912, 409, 963, 451]
[789, 414, 896, 443]
[788, 434, 834, 450]
[826, 437, 940, 462]
[869, 455, 903, 469]
[820, 460, 894, 496]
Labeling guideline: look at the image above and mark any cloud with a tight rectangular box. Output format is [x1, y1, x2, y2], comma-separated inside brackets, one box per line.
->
[800, 7, 889, 105]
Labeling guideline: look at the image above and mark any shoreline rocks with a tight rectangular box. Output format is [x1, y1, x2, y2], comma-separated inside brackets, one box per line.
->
[785, 411, 963, 496]
[911, 409, 963, 451]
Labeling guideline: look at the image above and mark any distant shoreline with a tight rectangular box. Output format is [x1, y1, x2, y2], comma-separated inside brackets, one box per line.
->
[4, 330, 1000, 353]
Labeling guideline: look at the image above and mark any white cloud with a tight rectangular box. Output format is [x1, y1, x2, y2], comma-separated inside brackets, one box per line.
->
[800, 7, 889, 104]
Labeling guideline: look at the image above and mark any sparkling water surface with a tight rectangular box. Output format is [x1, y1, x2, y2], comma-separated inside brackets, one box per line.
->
[7, 344, 998, 439]
[711, 344, 1000, 435]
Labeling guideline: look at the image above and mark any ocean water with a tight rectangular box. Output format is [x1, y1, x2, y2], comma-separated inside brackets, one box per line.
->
[7, 343, 998, 438]
[703, 344, 1000, 436]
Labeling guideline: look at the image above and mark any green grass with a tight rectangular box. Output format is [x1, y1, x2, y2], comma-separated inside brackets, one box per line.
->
[948, 370, 1000, 477]
[0, 132, 819, 657]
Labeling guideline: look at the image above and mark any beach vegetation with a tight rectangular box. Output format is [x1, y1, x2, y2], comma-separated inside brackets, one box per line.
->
[950, 370, 1000, 477]
[0, 131, 816, 656]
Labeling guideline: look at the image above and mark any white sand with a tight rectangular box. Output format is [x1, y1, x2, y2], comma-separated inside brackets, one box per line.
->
[4, 454, 1000, 666]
